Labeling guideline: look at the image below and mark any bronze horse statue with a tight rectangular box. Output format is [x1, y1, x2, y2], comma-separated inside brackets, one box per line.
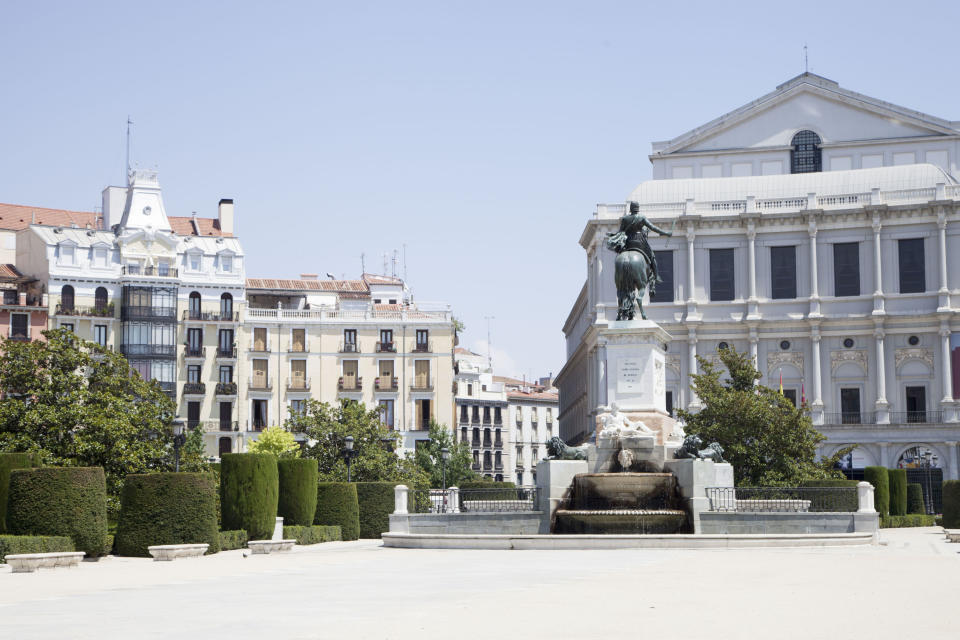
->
[606, 201, 673, 320]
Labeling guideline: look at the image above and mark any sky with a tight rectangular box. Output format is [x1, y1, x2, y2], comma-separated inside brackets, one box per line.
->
[2, 0, 959, 380]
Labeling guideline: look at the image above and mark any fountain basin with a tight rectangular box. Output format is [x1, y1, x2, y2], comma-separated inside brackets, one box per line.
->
[554, 509, 689, 534]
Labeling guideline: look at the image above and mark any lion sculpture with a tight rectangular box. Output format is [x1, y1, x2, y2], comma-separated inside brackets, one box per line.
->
[673, 435, 725, 462]
[546, 436, 589, 461]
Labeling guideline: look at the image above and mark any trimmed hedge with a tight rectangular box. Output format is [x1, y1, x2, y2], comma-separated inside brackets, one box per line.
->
[888, 469, 908, 516]
[880, 514, 936, 528]
[6, 467, 107, 557]
[315, 482, 359, 541]
[115, 473, 220, 557]
[459, 480, 518, 501]
[943, 480, 960, 529]
[219, 529, 249, 551]
[283, 524, 342, 545]
[906, 483, 925, 514]
[863, 467, 889, 517]
[220, 454, 279, 540]
[459, 481, 517, 490]
[0, 452, 42, 534]
[799, 479, 859, 512]
[0, 534, 74, 563]
[278, 459, 318, 526]
[356, 482, 399, 539]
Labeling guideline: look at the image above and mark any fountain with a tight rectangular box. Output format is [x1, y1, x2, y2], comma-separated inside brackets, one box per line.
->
[554, 472, 689, 534]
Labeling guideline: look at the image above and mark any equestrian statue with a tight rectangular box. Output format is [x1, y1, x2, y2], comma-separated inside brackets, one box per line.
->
[605, 201, 673, 320]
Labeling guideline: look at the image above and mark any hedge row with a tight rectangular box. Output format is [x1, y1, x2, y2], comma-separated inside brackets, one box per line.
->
[283, 525, 342, 545]
[906, 483, 925, 515]
[6, 467, 108, 557]
[880, 514, 937, 528]
[459, 480, 518, 501]
[278, 459, 318, 527]
[0, 534, 73, 563]
[0, 452, 42, 534]
[221, 454, 278, 540]
[864, 467, 889, 517]
[356, 482, 398, 539]
[943, 480, 960, 529]
[115, 473, 220, 557]
[315, 482, 359, 541]
[799, 479, 860, 512]
[219, 530, 249, 551]
[888, 469, 908, 516]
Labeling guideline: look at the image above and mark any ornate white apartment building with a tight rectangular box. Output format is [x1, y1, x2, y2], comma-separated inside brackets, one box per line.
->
[557, 73, 960, 481]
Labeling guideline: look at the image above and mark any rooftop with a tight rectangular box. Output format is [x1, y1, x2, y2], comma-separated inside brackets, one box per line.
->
[0, 202, 229, 237]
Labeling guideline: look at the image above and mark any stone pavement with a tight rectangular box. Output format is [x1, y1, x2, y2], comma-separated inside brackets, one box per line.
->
[0, 528, 956, 639]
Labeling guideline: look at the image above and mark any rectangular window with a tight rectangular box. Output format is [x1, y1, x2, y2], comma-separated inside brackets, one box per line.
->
[219, 365, 233, 383]
[93, 324, 107, 347]
[905, 386, 927, 423]
[460, 405, 468, 423]
[60, 245, 75, 265]
[252, 359, 268, 388]
[833, 242, 860, 297]
[252, 399, 268, 431]
[342, 360, 358, 389]
[187, 328, 203, 354]
[840, 388, 861, 424]
[220, 255, 232, 273]
[219, 402, 233, 429]
[898, 238, 925, 293]
[415, 399, 431, 430]
[290, 360, 307, 389]
[3, 289, 17, 305]
[709, 248, 735, 301]
[379, 329, 393, 350]
[291, 329, 305, 352]
[189, 253, 201, 271]
[253, 327, 267, 352]
[378, 399, 395, 429]
[650, 250, 674, 302]
[187, 401, 200, 427]
[93, 247, 107, 267]
[11, 313, 28, 338]
[218, 329, 234, 355]
[783, 389, 797, 407]
[61, 323, 74, 333]
[187, 365, 201, 383]
[416, 329, 429, 350]
[770, 246, 797, 299]
[343, 329, 356, 351]
[414, 360, 430, 388]
[290, 399, 305, 415]
[379, 359, 394, 380]
[665, 390, 674, 417]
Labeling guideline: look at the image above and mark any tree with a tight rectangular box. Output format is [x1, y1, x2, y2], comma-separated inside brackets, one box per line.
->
[677, 347, 850, 486]
[285, 399, 427, 489]
[0, 329, 206, 513]
[411, 421, 478, 488]
[248, 425, 300, 458]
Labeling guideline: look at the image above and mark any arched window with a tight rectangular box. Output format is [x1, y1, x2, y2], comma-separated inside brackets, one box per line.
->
[790, 130, 822, 174]
[61, 285, 75, 312]
[189, 292, 201, 319]
[94, 287, 108, 312]
[220, 292, 233, 320]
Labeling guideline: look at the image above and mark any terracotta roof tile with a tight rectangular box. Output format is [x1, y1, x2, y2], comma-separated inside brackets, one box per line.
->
[0, 203, 100, 231]
[246, 278, 370, 293]
[0, 264, 23, 279]
[507, 390, 559, 402]
[168, 216, 229, 237]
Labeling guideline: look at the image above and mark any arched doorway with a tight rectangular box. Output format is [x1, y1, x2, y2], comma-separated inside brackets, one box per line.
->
[60, 284, 75, 312]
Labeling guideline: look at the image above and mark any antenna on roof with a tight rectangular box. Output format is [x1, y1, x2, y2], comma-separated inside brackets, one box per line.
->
[803, 43, 808, 74]
[484, 315, 495, 370]
[391, 249, 398, 278]
[125, 116, 133, 185]
[361, 252, 365, 274]
[402, 243, 408, 283]
[382, 253, 389, 276]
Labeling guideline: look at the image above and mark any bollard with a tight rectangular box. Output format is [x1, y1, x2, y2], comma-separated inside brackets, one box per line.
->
[394, 484, 409, 515]
[448, 486, 460, 513]
[857, 481, 876, 513]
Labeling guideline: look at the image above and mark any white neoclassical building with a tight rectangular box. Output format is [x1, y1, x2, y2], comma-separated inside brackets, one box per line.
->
[557, 73, 960, 482]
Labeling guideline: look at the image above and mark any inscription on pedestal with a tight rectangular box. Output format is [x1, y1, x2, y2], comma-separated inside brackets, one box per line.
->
[617, 358, 643, 394]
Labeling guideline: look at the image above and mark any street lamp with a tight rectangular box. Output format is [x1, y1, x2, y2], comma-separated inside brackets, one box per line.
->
[342, 436, 358, 482]
[172, 419, 186, 472]
[440, 447, 450, 491]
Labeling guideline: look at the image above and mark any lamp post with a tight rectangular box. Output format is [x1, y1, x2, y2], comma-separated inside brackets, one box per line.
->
[342, 435, 358, 482]
[440, 447, 450, 491]
[172, 419, 186, 472]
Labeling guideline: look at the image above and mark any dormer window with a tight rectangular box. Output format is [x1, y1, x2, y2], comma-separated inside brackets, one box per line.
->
[59, 244, 75, 265]
[790, 130, 821, 174]
[220, 255, 233, 273]
[187, 252, 202, 272]
[92, 247, 108, 267]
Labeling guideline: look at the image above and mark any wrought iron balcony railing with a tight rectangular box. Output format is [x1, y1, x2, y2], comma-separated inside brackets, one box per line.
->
[375, 376, 399, 391]
[376, 341, 396, 353]
[216, 346, 238, 359]
[413, 341, 431, 353]
[121, 265, 179, 278]
[183, 346, 206, 358]
[182, 310, 239, 322]
[339, 342, 359, 353]
[56, 304, 115, 317]
[215, 382, 238, 396]
[248, 378, 272, 391]
[182, 382, 206, 395]
[287, 378, 311, 391]
[338, 377, 362, 391]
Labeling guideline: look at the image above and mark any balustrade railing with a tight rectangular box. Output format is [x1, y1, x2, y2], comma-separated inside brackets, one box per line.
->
[405, 487, 539, 514]
[705, 487, 859, 513]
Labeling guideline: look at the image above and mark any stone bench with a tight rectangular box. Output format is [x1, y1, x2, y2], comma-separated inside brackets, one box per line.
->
[147, 544, 209, 561]
[945, 529, 960, 543]
[6, 552, 86, 573]
[247, 539, 297, 554]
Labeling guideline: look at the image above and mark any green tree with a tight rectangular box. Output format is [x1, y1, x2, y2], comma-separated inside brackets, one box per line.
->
[411, 420, 478, 488]
[0, 329, 206, 513]
[248, 425, 300, 458]
[285, 399, 427, 489]
[677, 347, 850, 486]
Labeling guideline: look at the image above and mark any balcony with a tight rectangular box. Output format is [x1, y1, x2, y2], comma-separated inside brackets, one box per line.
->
[122, 306, 177, 322]
[249, 343, 271, 353]
[182, 382, 206, 395]
[338, 376, 363, 392]
[494, 437, 503, 448]
[121, 344, 176, 357]
[410, 379, 433, 392]
[823, 412, 877, 426]
[413, 341, 431, 353]
[182, 310, 238, 322]
[1, 292, 44, 308]
[376, 341, 396, 353]
[287, 378, 311, 391]
[248, 378, 272, 392]
[339, 342, 359, 353]
[213, 382, 237, 396]
[56, 303, 115, 318]
[471, 439, 481, 448]
[889, 411, 943, 424]
[288, 344, 309, 353]
[200, 420, 240, 433]
[7, 333, 30, 342]
[121, 265, 178, 278]
[157, 381, 176, 396]
[375, 376, 399, 391]
[183, 346, 206, 359]
[472, 463, 481, 471]
[215, 346, 238, 359]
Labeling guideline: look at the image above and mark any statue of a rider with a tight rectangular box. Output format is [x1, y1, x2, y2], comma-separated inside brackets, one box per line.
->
[606, 201, 673, 320]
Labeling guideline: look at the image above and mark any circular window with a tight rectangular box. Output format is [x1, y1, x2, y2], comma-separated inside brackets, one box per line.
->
[843, 338, 855, 349]
[718, 341, 729, 351]
[908, 335, 920, 346]
[780, 340, 790, 351]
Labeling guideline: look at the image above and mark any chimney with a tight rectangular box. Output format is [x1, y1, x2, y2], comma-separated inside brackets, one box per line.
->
[218, 198, 235, 236]
[300, 273, 319, 280]
[101, 186, 128, 231]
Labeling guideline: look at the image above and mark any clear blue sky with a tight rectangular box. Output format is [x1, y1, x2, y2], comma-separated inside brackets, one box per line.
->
[2, 0, 958, 379]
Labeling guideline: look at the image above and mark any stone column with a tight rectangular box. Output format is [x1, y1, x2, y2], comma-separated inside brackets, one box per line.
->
[808, 217, 821, 317]
[688, 329, 700, 410]
[938, 210, 950, 311]
[872, 214, 885, 314]
[810, 326, 824, 424]
[685, 222, 698, 319]
[748, 328, 758, 365]
[875, 327, 889, 424]
[746, 221, 759, 319]
[940, 324, 957, 422]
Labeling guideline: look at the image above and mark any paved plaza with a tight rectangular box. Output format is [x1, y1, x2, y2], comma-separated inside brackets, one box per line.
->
[1, 528, 957, 639]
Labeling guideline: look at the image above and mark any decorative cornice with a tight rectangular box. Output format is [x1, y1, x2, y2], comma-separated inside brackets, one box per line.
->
[894, 347, 934, 370]
[830, 349, 868, 372]
[767, 351, 803, 372]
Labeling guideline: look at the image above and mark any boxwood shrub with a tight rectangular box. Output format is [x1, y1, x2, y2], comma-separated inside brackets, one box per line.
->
[315, 482, 359, 541]
[943, 480, 960, 529]
[278, 459, 318, 526]
[888, 469, 908, 516]
[356, 482, 399, 539]
[283, 524, 342, 545]
[880, 514, 936, 528]
[0, 534, 74, 563]
[863, 466, 889, 517]
[115, 473, 220, 557]
[799, 479, 859, 512]
[220, 453, 279, 540]
[219, 529, 249, 551]
[0, 452, 42, 534]
[906, 483, 925, 514]
[6, 467, 108, 557]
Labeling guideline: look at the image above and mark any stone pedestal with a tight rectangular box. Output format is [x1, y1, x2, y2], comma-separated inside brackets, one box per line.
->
[272, 517, 284, 542]
[535, 459, 588, 534]
[599, 320, 671, 414]
[662, 458, 734, 533]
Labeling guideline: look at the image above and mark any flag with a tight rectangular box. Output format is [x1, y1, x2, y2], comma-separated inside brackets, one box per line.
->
[801, 382, 806, 405]
[779, 371, 783, 394]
